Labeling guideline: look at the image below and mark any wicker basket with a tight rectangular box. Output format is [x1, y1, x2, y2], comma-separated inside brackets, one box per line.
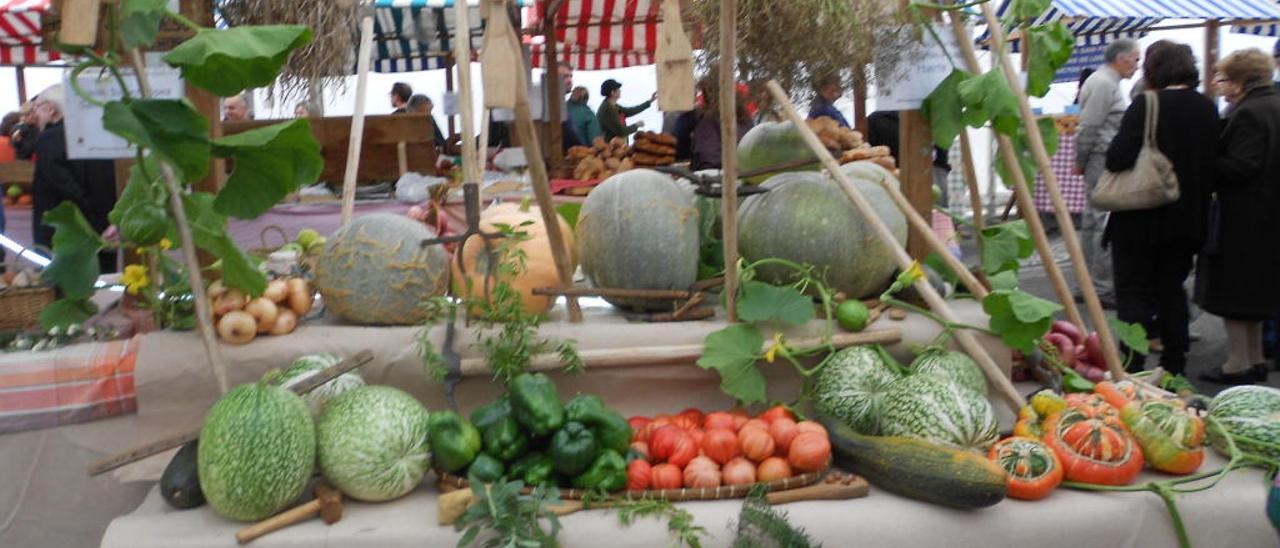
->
[437, 467, 827, 501]
[0, 284, 55, 330]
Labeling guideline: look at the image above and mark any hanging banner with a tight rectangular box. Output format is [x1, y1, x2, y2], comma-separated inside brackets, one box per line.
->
[63, 56, 184, 160]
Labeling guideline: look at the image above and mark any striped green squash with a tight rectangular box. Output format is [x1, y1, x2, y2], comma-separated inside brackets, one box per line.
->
[879, 374, 998, 451]
[198, 383, 315, 522]
[910, 348, 988, 396]
[273, 353, 365, 417]
[812, 346, 900, 435]
[317, 386, 431, 502]
[1208, 385, 1280, 460]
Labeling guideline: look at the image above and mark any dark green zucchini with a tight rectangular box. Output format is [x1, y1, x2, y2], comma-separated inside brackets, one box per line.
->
[820, 416, 1007, 509]
[160, 441, 205, 509]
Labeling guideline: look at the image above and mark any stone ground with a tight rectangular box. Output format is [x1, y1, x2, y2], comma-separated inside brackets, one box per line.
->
[956, 225, 1278, 397]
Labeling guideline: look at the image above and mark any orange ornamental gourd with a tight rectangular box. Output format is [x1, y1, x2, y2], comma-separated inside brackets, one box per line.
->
[451, 200, 576, 316]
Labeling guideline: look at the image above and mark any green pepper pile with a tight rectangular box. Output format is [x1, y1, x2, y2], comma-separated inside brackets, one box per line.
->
[427, 373, 633, 492]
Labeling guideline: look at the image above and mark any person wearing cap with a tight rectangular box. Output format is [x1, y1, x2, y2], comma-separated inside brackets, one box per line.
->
[596, 78, 655, 141]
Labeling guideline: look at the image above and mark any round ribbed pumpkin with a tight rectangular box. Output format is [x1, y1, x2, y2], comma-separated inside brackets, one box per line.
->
[577, 169, 699, 311]
[313, 213, 450, 325]
[316, 386, 431, 502]
[910, 348, 988, 396]
[737, 121, 818, 184]
[737, 162, 906, 299]
[812, 346, 900, 435]
[452, 201, 575, 316]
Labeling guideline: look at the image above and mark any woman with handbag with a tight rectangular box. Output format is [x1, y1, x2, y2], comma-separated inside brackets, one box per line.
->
[1195, 48, 1280, 384]
[1103, 41, 1219, 375]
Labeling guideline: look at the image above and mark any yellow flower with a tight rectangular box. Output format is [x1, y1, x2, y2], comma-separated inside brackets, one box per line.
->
[896, 261, 925, 287]
[122, 264, 150, 295]
[764, 332, 785, 363]
[158, 238, 172, 250]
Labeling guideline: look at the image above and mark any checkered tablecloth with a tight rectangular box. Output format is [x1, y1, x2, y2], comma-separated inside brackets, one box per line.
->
[0, 335, 141, 434]
[1034, 132, 1087, 214]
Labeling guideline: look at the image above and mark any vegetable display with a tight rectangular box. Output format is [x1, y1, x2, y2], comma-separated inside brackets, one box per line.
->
[208, 276, 313, 344]
[988, 437, 1063, 500]
[1207, 385, 1280, 461]
[1040, 402, 1144, 486]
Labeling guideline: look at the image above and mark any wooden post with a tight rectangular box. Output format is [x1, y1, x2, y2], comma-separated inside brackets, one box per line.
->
[947, 10, 1085, 330]
[340, 10, 375, 225]
[767, 80, 1026, 412]
[877, 175, 988, 299]
[899, 110, 934, 260]
[1204, 20, 1220, 99]
[544, 14, 564, 171]
[852, 69, 868, 136]
[977, 3, 1124, 377]
[445, 56, 456, 138]
[452, 3, 480, 185]
[719, 0, 740, 322]
[15, 66, 26, 104]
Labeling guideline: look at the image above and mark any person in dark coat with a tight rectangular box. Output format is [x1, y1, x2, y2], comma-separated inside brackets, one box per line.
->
[675, 78, 754, 171]
[1103, 41, 1219, 375]
[30, 86, 118, 273]
[1196, 48, 1280, 384]
[596, 79, 654, 142]
[866, 110, 951, 205]
[11, 102, 38, 160]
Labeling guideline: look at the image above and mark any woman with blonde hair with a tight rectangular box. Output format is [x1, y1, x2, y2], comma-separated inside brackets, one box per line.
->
[1197, 48, 1280, 384]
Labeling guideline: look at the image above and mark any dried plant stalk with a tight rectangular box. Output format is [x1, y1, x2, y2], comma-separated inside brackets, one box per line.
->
[693, 0, 914, 105]
[219, 0, 358, 105]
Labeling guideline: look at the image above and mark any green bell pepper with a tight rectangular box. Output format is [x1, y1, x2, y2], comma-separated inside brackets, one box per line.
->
[572, 449, 627, 492]
[468, 453, 505, 483]
[470, 395, 512, 433]
[565, 394, 633, 454]
[549, 421, 598, 476]
[510, 373, 564, 437]
[482, 415, 529, 463]
[427, 411, 482, 472]
[508, 452, 556, 487]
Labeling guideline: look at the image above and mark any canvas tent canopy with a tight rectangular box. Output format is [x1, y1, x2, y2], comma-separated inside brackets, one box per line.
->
[524, 0, 663, 71]
[987, 0, 1280, 83]
[0, 0, 58, 65]
[370, 0, 532, 72]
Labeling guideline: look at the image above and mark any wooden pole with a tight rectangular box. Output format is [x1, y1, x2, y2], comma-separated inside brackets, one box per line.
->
[452, 3, 480, 185]
[719, 0, 740, 322]
[544, 15, 564, 171]
[445, 56, 456, 138]
[15, 66, 26, 104]
[1204, 20, 1220, 99]
[876, 174, 988, 299]
[341, 9, 375, 226]
[128, 50, 229, 394]
[852, 69, 868, 135]
[898, 1, 934, 261]
[977, 4, 1124, 377]
[767, 80, 1026, 412]
[947, 10, 1085, 330]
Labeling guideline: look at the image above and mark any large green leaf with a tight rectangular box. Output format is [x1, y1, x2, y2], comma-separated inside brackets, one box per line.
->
[922, 69, 973, 150]
[697, 324, 767, 404]
[163, 26, 313, 97]
[1108, 318, 1150, 355]
[1009, 0, 1052, 21]
[737, 281, 814, 327]
[39, 298, 99, 329]
[120, 0, 169, 49]
[983, 289, 1061, 353]
[211, 119, 322, 218]
[182, 192, 266, 296]
[980, 220, 1034, 275]
[958, 70, 1021, 137]
[103, 100, 210, 182]
[1026, 23, 1074, 98]
[41, 202, 104, 300]
[109, 156, 167, 227]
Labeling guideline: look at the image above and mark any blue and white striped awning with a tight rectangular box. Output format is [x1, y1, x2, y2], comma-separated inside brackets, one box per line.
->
[1233, 1, 1280, 36]
[369, 0, 533, 73]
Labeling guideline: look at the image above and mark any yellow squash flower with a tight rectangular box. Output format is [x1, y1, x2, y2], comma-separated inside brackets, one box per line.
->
[764, 332, 785, 363]
[158, 238, 172, 250]
[121, 264, 150, 295]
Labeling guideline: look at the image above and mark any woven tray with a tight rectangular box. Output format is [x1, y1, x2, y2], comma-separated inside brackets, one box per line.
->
[437, 467, 828, 502]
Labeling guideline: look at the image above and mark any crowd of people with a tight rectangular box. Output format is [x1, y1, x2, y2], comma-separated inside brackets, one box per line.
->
[1075, 38, 1280, 385]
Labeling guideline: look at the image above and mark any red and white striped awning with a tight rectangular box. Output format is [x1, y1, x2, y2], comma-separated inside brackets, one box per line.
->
[0, 0, 58, 65]
[525, 0, 660, 71]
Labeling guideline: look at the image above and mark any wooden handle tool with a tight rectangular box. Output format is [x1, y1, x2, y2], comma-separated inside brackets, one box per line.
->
[235, 483, 342, 544]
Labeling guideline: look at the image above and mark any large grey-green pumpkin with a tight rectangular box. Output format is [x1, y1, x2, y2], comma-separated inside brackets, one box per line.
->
[313, 213, 449, 325]
[316, 386, 431, 502]
[577, 169, 700, 311]
[737, 163, 906, 298]
[197, 383, 315, 522]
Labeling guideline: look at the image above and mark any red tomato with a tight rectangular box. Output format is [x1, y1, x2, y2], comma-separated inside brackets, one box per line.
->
[687, 428, 706, 449]
[722, 457, 757, 486]
[757, 457, 792, 482]
[683, 462, 722, 488]
[630, 441, 651, 462]
[649, 425, 685, 461]
[633, 422, 659, 444]
[627, 459, 652, 491]
[703, 412, 737, 431]
[702, 428, 742, 464]
[650, 463, 683, 490]
[795, 421, 828, 438]
[628, 416, 652, 431]
[740, 427, 777, 462]
[672, 414, 700, 431]
[679, 408, 706, 427]
[787, 432, 831, 472]
[769, 418, 800, 453]
[739, 418, 770, 433]
[667, 431, 698, 468]
[759, 405, 796, 424]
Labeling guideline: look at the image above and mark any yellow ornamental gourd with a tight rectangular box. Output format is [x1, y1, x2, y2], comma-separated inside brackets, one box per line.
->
[452, 200, 576, 316]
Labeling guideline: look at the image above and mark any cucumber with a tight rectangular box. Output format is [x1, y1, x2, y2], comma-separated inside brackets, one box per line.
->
[820, 416, 1007, 509]
[160, 441, 205, 509]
